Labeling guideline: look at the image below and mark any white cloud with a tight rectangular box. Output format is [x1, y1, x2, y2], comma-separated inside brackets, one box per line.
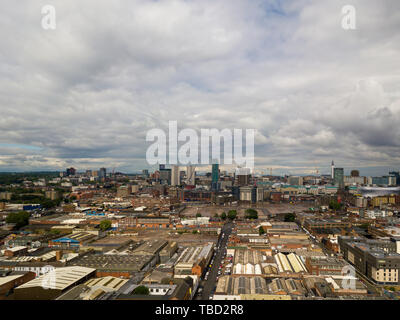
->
[0, 0, 399, 175]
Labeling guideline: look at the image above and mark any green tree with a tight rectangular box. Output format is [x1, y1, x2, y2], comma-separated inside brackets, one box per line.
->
[227, 210, 237, 220]
[41, 199, 60, 209]
[221, 212, 227, 220]
[6, 211, 30, 229]
[245, 208, 258, 219]
[329, 200, 342, 211]
[196, 213, 202, 218]
[284, 212, 296, 222]
[259, 226, 265, 235]
[99, 220, 112, 231]
[214, 213, 219, 219]
[132, 285, 150, 295]
[359, 223, 369, 230]
[192, 230, 198, 234]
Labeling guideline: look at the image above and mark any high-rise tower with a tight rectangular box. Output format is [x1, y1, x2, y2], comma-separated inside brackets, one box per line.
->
[171, 165, 180, 186]
[211, 162, 220, 191]
[186, 165, 196, 186]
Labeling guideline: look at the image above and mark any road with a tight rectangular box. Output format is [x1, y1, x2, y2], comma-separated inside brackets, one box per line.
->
[354, 269, 383, 296]
[199, 221, 234, 300]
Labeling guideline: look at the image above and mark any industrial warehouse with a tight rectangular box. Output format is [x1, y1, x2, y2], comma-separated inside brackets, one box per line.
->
[13, 266, 96, 300]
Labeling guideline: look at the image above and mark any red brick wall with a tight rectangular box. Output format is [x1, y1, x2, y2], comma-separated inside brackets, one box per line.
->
[0, 272, 36, 299]
[96, 271, 130, 278]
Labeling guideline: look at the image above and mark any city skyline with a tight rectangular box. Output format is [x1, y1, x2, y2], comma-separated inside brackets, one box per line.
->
[1, 1, 400, 175]
[2, 163, 398, 179]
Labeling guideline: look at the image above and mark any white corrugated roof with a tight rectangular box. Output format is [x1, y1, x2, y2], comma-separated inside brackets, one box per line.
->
[325, 277, 340, 290]
[6, 246, 27, 252]
[274, 253, 292, 272]
[287, 253, 307, 273]
[85, 276, 128, 291]
[16, 266, 95, 291]
[0, 274, 24, 287]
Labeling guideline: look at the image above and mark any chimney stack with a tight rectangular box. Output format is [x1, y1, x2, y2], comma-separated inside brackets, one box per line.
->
[56, 250, 63, 261]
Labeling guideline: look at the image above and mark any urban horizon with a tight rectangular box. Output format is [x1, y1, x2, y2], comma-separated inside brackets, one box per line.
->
[1, 164, 399, 178]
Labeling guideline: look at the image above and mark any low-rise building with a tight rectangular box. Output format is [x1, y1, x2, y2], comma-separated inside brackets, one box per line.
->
[214, 276, 268, 300]
[159, 242, 178, 263]
[48, 232, 97, 248]
[174, 243, 213, 276]
[0, 271, 36, 300]
[305, 257, 349, 276]
[13, 266, 96, 300]
[68, 253, 157, 278]
[339, 236, 400, 284]
[3, 246, 28, 257]
[268, 278, 306, 295]
[274, 252, 308, 275]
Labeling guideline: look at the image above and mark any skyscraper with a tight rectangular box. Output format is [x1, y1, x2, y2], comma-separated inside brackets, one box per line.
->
[288, 176, 303, 186]
[99, 167, 107, 179]
[331, 160, 335, 179]
[159, 168, 171, 185]
[235, 167, 251, 186]
[186, 165, 195, 186]
[211, 163, 219, 191]
[171, 165, 180, 186]
[389, 171, 400, 186]
[334, 167, 344, 189]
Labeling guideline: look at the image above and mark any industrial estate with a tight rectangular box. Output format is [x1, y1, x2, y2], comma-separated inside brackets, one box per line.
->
[1, 163, 400, 300]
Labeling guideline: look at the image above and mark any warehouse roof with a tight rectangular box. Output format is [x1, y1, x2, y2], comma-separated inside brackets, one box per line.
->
[16, 266, 96, 291]
[0, 274, 24, 287]
[274, 253, 307, 273]
[85, 276, 128, 291]
[176, 243, 213, 266]
[215, 276, 268, 295]
[132, 240, 168, 256]
[5, 246, 27, 252]
[68, 253, 154, 272]
[234, 249, 264, 265]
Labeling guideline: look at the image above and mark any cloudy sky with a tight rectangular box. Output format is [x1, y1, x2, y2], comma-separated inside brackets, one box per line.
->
[1, 0, 400, 175]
